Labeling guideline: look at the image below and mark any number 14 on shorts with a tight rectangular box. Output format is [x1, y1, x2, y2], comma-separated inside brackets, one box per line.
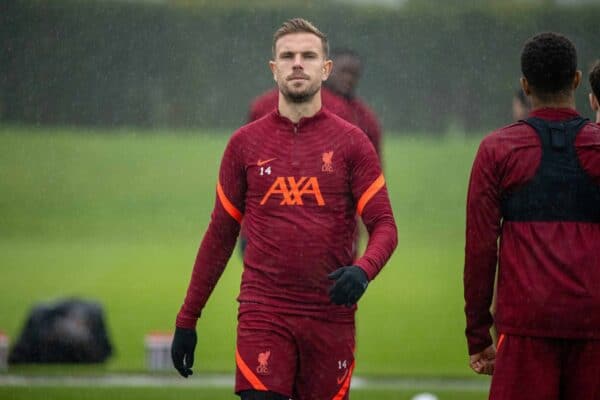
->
[336, 359, 351, 385]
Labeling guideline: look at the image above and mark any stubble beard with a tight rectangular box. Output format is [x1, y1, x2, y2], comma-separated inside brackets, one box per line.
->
[280, 81, 320, 104]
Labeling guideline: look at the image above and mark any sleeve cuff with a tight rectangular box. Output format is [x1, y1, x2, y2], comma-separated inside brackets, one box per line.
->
[353, 259, 378, 281]
[176, 314, 198, 330]
[467, 335, 493, 355]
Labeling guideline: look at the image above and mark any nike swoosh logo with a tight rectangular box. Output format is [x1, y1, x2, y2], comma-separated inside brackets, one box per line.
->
[336, 369, 349, 385]
[257, 158, 277, 166]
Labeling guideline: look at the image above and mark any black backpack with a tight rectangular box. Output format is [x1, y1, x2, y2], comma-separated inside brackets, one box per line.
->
[9, 298, 113, 363]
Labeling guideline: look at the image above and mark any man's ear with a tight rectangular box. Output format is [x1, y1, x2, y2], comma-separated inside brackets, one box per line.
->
[269, 60, 277, 82]
[520, 77, 531, 96]
[572, 70, 582, 90]
[590, 92, 599, 112]
[322, 59, 333, 81]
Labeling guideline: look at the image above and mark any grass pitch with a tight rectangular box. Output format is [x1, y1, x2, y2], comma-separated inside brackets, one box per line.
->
[0, 125, 483, 380]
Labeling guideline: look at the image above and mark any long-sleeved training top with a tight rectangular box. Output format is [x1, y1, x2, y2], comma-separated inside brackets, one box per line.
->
[464, 107, 600, 355]
[177, 106, 397, 328]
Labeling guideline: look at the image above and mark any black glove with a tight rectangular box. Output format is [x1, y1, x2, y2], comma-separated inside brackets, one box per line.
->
[171, 327, 197, 378]
[328, 266, 369, 307]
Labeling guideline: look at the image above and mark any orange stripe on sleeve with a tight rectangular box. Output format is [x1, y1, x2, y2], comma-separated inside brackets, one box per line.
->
[356, 174, 385, 216]
[217, 182, 243, 223]
[235, 349, 268, 391]
[332, 360, 355, 400]
[496, 333, 506, 352]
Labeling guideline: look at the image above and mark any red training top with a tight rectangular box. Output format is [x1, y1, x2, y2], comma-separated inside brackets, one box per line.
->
[248, 88, 382, 157]
[177, 107, 397, 328]
[464, 108, 600, 355]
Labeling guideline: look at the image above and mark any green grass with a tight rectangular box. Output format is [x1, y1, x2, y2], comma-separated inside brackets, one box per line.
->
[0, 125, 482, 377]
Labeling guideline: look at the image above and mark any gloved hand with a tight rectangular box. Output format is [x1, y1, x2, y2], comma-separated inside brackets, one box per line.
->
[171, 327, 197, 378]
[328, 266, 369, 307]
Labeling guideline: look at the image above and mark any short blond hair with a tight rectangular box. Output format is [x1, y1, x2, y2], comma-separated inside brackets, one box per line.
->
[272, 18, 328, 58]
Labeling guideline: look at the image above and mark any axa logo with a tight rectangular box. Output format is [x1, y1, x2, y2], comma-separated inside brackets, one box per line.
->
[260, 177, 325, 206]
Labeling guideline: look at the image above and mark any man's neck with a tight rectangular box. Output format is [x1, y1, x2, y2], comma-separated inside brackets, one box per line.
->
[530, 94, 576, 111]
[596, 110, 600, 124]
[278, 91, 322, 123]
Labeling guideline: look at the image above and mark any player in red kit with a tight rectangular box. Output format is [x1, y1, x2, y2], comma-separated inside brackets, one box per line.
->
[325, 49, 382, 157]
[244, 49, 384, 259]
[464, 32, 600, 399]
[171, 18, 397, 400]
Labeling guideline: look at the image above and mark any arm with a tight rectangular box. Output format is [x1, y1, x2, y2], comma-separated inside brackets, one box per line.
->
[464, 137, 502, 367]
[171, 132, 246, 378]
[350, 130, 397, 280]
[328, 129, 397, 306]
[176, 133, 247, 329]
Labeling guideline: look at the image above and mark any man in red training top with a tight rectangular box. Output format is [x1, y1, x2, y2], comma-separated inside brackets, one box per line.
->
[464, 32, 600, 399]
[325, 48, 382, 156]
[244, 49, 384, 258]
[172, 18, 397, 400]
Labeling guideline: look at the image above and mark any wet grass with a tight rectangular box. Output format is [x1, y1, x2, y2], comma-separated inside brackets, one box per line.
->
[0, 125, 481, 377]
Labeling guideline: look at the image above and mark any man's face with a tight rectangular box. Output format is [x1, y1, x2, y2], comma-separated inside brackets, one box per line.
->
[270, 33, 331, 103]
[326, 54, 361, 99]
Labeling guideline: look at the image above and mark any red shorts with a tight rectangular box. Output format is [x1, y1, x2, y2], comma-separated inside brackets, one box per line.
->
[490, 334, 600, 400]
[235, 310, 355, 400]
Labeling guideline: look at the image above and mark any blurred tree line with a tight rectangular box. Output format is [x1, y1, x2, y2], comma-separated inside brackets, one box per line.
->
[1, 0, 599, 133]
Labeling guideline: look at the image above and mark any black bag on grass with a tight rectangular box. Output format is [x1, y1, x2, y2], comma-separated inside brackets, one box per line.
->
[8, 298, 113, 363]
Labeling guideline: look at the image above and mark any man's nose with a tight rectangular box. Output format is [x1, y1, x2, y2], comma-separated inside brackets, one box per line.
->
[293, 54, 303, 67]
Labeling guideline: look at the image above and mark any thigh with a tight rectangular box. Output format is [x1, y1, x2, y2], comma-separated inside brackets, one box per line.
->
[490, 334, 560, 400]
[561, 339, 600, 400]
[235, 311, 297, 398]
[293, 318, 356, 400]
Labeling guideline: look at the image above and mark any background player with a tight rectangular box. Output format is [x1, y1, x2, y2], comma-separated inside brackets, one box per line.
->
[464, 32, 600, 399]
[171, 18, 397, 400]
[325, 48, 382, 157]
[589, 60, 600, 123]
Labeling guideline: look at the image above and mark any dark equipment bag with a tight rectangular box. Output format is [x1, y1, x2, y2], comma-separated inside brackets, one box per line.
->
[9, 298, 113, 364]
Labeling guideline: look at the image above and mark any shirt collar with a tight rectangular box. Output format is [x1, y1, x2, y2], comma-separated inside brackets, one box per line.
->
[529, 107, 580, 121]
[269, 106, 328, 130]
